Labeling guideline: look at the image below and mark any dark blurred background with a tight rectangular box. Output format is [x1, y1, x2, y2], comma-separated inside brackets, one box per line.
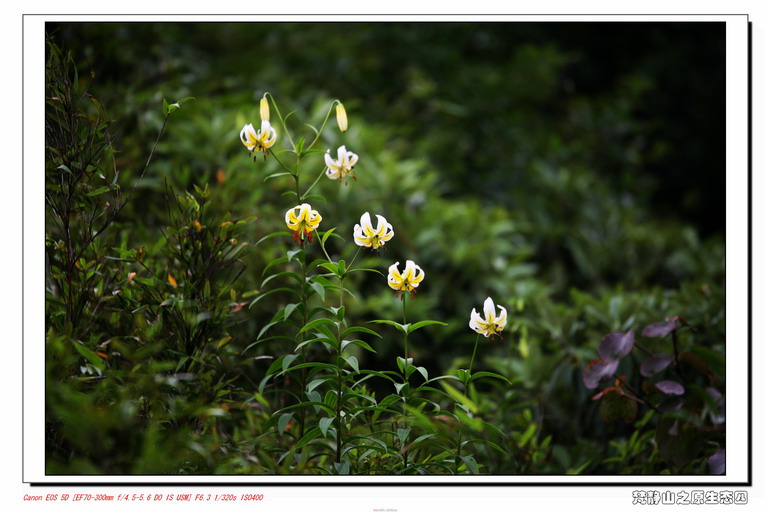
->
[49, 22, 725, 232]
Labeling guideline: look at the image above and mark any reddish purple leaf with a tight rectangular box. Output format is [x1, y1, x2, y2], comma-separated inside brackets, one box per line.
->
[642, 320, 677, 338]
[655, 380, 685, 395]
[582, 359, 619, 389]
[598, 331, 635, 362]
[640, 354, 674, 377]
[706, 387, 726, 424]
[709, 448, 725, 475]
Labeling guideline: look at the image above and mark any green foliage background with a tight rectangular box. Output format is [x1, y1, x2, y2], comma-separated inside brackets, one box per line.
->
[45, 22, 726, 475]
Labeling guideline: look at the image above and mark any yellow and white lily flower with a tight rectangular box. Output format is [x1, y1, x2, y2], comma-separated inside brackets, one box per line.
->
[387, 260, 425, 298]
[324, 145, 359, 184]
[240, 120, 277, 155]
[469, 297, 507, 338]
[285, 203, 322, 245]
[353, 212, 394, 249]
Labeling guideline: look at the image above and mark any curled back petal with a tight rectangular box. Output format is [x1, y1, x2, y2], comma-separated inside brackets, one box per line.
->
[495, 305, 508, 328]
[469, 308, 484, 332]
[410, 263, 425, 286]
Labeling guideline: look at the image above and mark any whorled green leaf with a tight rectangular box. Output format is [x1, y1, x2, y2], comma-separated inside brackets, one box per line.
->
[470, 371, 511, 384]
[318, 417, 335, 438]
[256, 231, 292, 246]
[408, 320, 448, 334]
[341, 339, 377, 353]
[341, 325, 382, 339]
[370, 319, 409, 335]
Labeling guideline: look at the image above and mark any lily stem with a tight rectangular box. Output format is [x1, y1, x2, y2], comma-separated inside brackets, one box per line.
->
[336, 273, 346, 463]
[302, 166, 328, 200]
[466, 333, 482, 388]
[307, 100, 339, 151]
[403, 294, 409, 376]
[298, 248, 308, 439]
[269, 149, 295, 176]
[265, 92, 295, 151]
[348, 246, 363, 271]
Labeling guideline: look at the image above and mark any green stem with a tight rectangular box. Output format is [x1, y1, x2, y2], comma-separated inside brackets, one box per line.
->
[466, 333, 481, 388]
[293, 158, 302, 204]
[336, 356, 343, 463]
[268, 150, 296, 176]
[335, 273, 346, 463]
[319, 235, 334, 264]
[401, 293, 410, 471]
[307, 100, 340, 151]
[402, 294, 409, 372]
[302, 166, 329, 200]
[348, 246, 363, 271]
[265, 92, 296, 151]
[298, 248, 308, 438]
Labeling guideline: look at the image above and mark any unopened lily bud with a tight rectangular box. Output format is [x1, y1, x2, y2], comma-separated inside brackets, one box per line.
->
[260, 96, 270, 122]
[336, 102, 348, 132]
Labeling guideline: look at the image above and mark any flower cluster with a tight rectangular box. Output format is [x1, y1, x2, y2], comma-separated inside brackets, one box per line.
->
[244, 93, 507, 355]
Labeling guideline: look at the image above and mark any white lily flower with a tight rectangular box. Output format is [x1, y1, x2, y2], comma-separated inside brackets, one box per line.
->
[387, 260, 425, 298]
[353, 212, 394, 249]
[324, 145, 359, 184]
[469, 297, 507, 338]
[285, 203, 322, 245]
[240, 119, 277, 154]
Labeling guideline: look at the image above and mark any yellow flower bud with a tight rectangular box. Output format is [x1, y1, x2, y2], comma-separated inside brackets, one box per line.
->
[336, 102, 348, 132]
[260, 96, 270, 122]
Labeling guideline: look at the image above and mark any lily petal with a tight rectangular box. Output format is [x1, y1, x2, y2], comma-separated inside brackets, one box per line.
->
[469, 308, 484, 331]
[495, 305, 508, 328]
[324, 150, 336, 169]
[483, 297, 496, 323]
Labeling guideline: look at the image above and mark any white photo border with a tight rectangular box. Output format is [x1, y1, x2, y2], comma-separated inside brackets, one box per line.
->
[23, 13, 750, 485]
